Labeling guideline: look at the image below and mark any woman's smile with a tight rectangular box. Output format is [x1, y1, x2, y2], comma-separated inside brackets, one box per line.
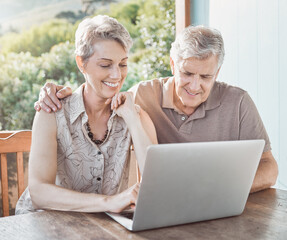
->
[103, 81, 120, 88]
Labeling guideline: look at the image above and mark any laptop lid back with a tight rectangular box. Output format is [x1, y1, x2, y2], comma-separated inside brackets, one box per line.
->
[132, 140, 264, 231]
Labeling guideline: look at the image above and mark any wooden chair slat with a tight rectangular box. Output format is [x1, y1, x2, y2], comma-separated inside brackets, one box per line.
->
[16, 152, 25, 197]
[0, 130, 31, 217]
[1, 153, 9, 217]
[0, 131, 15, 138]
[0, 131, 32, 153]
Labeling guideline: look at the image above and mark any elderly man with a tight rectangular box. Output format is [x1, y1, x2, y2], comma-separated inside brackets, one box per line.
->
[35, 25, 278, 193]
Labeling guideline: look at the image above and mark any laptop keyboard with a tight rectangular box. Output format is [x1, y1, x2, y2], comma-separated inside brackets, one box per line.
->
[120, 211, 134, 220]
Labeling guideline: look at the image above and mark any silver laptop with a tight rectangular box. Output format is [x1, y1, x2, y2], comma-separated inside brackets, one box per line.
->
[106, 140, 265, 231]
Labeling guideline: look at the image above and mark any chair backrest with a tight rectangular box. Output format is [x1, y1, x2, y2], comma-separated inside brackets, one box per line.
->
[0, 130, 32, 217]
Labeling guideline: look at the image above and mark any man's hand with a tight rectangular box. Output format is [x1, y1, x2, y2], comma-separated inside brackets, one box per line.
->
[34, 83, 72, 113]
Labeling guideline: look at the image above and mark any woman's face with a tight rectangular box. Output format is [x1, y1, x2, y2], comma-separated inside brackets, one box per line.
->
[80, 40, 128, 100]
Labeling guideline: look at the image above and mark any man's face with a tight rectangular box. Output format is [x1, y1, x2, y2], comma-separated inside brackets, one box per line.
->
[171, 55, 220, 115]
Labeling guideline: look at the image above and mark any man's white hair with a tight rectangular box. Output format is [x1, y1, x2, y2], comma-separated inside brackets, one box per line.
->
[170, 25, 225, 67]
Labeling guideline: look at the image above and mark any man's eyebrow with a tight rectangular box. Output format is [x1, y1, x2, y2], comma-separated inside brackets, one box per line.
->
[98, 57, 128, 61]
[200, 74, 214, 77]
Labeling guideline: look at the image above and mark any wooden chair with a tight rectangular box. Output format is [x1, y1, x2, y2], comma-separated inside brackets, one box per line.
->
[0, 130, 32, 217]
[0, 131, 138, 216]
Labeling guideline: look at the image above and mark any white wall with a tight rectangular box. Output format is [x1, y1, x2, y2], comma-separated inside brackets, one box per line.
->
[207, 0, 287, 190]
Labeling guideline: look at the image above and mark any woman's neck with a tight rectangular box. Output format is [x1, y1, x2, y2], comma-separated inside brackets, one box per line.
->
[83, 84, 111, 120]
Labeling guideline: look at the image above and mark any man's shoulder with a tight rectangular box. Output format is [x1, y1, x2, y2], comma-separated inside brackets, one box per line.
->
[130, 77, 169, 97]
[130, 77, 171, 106]
[212, 82, 256, 111]
[133, 77, 168, 90]
[216, 81, 247, 98]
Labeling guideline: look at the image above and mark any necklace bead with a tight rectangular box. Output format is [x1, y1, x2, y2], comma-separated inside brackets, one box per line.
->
[86, 122, 108, 145]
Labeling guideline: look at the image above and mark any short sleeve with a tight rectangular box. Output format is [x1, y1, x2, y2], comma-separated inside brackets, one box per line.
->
[239, 92, 271, 152]
[128, 83, 140, 102]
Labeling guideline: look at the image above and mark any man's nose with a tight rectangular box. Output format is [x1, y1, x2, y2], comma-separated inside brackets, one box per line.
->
[189, 74, 200, 89]
[110, 66, 121, 79]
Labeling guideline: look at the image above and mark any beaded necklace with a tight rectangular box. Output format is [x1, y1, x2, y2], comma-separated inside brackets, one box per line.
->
[86, 122, 109, 145]
[86, 110, 112, 145]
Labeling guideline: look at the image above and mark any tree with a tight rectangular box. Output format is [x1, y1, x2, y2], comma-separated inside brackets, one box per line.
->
[0, 42, 84, 130]
[135, 0, 175, 80]
[55, 10, 87, 23]
[0, 0, 175, 129]
[0, 19, 74, 56]
[81, 0, 117, 15]
[94, 0, 175, 85]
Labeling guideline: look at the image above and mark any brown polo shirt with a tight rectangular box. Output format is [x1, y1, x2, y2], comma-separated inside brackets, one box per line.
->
[131, 77, 271, 152]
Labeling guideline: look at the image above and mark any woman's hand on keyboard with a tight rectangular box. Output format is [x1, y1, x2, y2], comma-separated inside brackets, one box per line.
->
[106, 183, 140, 213]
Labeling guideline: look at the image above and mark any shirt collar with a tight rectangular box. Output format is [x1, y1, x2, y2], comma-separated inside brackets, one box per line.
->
[162, 77, 221, 116]
[162, 77, 179, 111]
[70, 84, 87, 125]
[204, 81, 221, 111]
[69, 83, 117, 126]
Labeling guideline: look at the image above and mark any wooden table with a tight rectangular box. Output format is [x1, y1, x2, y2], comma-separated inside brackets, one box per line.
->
[0, 188, 287, 240]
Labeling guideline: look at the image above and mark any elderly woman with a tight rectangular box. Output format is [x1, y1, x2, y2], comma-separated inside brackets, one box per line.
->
[16, 15, 157, 214]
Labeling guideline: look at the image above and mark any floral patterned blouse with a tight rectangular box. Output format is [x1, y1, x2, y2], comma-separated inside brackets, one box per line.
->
[16, 84, 131, 214]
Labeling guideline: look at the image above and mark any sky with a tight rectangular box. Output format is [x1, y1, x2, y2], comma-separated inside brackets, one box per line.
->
[0, 0, 82, 32]
[0, 0, 58, 22]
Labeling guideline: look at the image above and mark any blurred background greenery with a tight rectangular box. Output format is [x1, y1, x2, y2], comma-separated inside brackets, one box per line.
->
[0, 0, 175, 130]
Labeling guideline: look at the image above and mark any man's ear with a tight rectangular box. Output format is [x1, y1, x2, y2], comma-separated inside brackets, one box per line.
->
[170, 57, 175, 75]
[76, 56, 85, 73]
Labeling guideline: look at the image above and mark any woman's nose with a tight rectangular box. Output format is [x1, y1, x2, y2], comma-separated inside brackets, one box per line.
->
[110, 66, 121, 79]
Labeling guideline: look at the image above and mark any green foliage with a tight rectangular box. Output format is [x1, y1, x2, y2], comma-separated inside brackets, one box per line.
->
[94, 0, 175, 85]
[0, 42, 84, 130]
[55, 10, 87, 24]
[95, 1, 142, 50]
[41, 42, 84, 86]
[0, 19, 74, 56]
[0, 0, 175, 130]
[0, 52, 41, 129]
[136, 0, 175, 79]
[121, 62, 142, 92]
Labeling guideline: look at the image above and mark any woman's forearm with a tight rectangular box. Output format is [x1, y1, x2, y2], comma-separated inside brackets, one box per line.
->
[29, 182, 109, 212]
[29, 181, 140, 213]
[124, 110, 157, 174]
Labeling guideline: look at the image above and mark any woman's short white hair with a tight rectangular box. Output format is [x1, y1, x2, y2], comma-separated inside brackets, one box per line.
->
[75, 15, 133, 62]
[170, 25, 225, 67]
